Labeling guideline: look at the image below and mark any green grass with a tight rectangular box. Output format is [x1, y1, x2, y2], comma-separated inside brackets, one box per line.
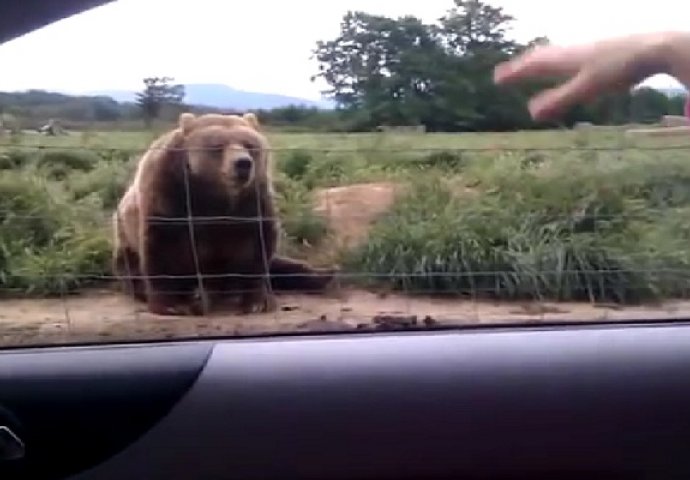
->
[2, 127, 690, 303]
[346, 154, 690, 303]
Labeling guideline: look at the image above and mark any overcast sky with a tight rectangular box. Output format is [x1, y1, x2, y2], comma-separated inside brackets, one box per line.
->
[0, 0, 685, 99]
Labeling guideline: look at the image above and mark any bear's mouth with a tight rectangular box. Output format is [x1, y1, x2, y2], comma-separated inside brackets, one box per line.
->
[235, 171, 251, 184]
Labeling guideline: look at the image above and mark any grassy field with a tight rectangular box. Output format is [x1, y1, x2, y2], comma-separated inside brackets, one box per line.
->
[2, 126, 690, 305]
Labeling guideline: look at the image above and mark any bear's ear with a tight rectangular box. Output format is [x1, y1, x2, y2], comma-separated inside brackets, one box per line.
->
[242, 112, 260, 130]
[179, 113, 196, 135]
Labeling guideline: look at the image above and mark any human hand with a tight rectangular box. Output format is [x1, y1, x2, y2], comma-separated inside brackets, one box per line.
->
[493, 32, 690, 121]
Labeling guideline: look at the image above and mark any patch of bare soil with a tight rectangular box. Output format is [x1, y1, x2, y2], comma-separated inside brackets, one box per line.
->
[2, 182, 689, 347]
[313, 182, 401, 251]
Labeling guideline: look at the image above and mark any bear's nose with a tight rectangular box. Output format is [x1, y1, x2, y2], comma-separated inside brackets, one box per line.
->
[234, 157, 252, 176]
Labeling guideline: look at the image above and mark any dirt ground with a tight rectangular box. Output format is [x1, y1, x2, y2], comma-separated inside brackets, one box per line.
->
[2, 182, 689, 348]
[2, 287, 690, 347]
[312, 181, 401, 251]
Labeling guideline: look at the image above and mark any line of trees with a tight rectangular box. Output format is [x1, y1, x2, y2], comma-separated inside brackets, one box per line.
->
[0, 77, 190, 131]
[1, 0, 687, 133]
[311, 0, 687, 131]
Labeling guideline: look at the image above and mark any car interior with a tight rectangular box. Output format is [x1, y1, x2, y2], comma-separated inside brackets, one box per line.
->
[3, 2, 690, 480]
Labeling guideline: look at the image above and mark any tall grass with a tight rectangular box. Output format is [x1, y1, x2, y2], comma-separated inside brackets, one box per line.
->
[0, 169, 111, 296]
[347, 149, 690, 303]
[0, 142, 334, 296]
[2, 129, 690, 303]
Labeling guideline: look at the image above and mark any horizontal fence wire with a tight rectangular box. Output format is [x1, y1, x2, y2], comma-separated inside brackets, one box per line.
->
[4, 269, 690, 281]
[0, 287, 681, 297]
[2, 144, 690, 154]
[2, 133, 690, 344]
[0, 212, 684, 221]
[5, 268, 690, 287]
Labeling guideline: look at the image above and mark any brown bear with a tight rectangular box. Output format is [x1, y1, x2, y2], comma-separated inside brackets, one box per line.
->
[113, 112, 336, 316]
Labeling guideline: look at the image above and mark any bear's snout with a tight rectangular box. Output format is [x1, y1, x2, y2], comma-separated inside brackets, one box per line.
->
[234, 156, 253, 181]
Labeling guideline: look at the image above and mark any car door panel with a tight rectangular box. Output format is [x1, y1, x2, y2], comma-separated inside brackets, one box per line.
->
[0, 342, 212, 480]
[2, 323, 678, 480]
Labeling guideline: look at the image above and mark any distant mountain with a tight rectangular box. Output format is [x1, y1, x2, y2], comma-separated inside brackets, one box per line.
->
[86, 83, 334, 110]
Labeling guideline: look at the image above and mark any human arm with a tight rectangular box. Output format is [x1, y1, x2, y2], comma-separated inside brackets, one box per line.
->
[493, 31, 690, 121]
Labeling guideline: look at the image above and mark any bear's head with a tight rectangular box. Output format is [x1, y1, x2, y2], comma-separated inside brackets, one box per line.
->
[176, 112, 270, 192]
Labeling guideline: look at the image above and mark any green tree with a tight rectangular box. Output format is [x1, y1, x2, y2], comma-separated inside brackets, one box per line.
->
[668, 94, 688, 116]
[435, 0, 539, 130]
[312, 0, 548, 132]
[135, 77, 185, 127]
[312, 0, 684, 131]
[629, 87, 670, 124]
[312, 11, 443, 129]
[436, 0, 520, 56]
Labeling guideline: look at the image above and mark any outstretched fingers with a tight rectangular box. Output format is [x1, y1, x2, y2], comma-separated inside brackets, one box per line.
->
[493, 46, 585, 85]
[526, 69, 599, 121]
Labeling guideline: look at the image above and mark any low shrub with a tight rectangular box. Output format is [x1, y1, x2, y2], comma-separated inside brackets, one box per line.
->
[35, 148, 100, 179]
[0, 170, 111, 297]
[347, 154, 690, 304]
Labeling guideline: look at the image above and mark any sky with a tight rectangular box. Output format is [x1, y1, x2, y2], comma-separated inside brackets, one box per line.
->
[0, 0, 686, 100]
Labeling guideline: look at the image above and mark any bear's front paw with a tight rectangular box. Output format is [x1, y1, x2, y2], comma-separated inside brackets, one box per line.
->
[300, 266, 339, 292]
[316, 266, 339, 289]
[240, 289, 278, 314]
[147, 297, 205, 316]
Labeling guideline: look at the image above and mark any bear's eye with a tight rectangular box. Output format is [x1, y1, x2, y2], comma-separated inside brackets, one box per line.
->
[244, 142, 258, 155]
[206, 143, 225, 158]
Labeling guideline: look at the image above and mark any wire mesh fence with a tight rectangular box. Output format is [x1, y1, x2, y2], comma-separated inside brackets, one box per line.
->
[2, 126, 690, 346]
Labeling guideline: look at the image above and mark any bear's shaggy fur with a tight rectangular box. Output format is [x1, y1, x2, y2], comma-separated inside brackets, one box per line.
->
[113, 112, 335, 316]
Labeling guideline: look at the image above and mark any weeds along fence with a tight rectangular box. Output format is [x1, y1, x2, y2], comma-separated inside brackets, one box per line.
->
[1, 131, 690, 306]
